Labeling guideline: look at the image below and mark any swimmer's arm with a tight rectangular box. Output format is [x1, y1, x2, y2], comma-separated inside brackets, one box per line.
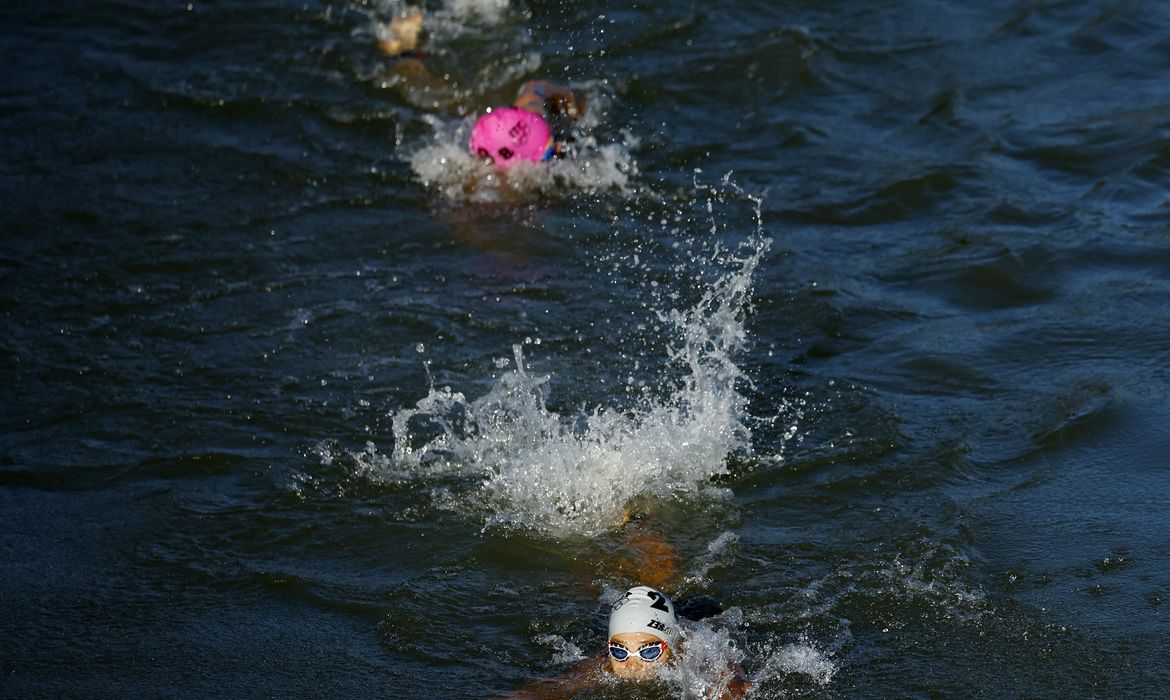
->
[618, 528, 678, 591]
[514, 80, 584, 119]
[496, 657, 604, 699]
[716, 662, 752, 700]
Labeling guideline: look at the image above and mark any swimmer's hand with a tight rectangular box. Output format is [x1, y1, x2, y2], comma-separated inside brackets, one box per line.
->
[514, 80, 585, 119]
[547, 91, 584, 119]
[717, 664, 752, 700]
[377, 7, 424, 55]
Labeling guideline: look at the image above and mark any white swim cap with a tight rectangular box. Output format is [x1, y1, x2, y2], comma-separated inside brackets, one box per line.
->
[608, 586, 679, 646]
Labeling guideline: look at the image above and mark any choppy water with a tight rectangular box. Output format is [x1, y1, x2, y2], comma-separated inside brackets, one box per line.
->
[3, 0, 1170, 697]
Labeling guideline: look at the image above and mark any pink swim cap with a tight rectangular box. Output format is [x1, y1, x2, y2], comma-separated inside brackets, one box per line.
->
[469, 107, 555, 168]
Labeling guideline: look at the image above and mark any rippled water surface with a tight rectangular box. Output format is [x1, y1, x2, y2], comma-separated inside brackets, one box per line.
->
[3, 0, 1170, 697]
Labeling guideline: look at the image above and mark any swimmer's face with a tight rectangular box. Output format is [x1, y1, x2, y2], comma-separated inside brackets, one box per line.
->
[607, 632, 670, 679]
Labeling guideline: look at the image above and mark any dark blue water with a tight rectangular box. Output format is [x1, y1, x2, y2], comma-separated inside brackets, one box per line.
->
[3, 0, 1170, 697]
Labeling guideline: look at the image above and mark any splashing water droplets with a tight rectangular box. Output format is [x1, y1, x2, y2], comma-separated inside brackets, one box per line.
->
[752, 636, 838, 688]
[660, 616, 751, 699]
[349, 178, 773, 537]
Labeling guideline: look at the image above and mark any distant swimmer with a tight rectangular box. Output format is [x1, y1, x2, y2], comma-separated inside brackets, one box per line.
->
[500, 585, 751, 699]
[377, 8, 584, 169]
[376, 7, 425, 58]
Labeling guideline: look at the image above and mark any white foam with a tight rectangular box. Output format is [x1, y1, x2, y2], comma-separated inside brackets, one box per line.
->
[659, 615, 750, 699]
[367, 0, 513, 28]
[442, 0, 511, 25]
[337, 178, 769, 537]
[753, 637, 837, 687]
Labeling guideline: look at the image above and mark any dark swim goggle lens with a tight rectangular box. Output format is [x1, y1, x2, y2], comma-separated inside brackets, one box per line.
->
[608, 641, 666, 662]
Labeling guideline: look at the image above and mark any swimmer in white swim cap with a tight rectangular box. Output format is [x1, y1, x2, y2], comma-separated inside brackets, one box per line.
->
[498, 583, 750, 698]
[606, 585, 680, 680]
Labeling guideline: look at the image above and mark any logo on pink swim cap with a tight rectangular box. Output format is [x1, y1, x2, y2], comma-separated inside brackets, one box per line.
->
[469, 107, 554, 168]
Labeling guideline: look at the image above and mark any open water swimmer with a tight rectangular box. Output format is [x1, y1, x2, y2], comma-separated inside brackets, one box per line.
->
[468, 79, 582, 168]
[12, 1, 1170, 697]
[498, 518, 751, 699]
[500, 586, 750, 699]
[377, 7, 584, 169]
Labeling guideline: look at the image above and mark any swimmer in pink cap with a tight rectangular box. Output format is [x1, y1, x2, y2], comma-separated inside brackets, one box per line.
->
[468, 79, 583, 168]
[377, 9, 583, 169]
[469, 104, 556, 167]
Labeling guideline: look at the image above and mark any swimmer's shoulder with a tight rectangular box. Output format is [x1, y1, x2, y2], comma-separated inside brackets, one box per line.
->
[496, 657, 607, 699]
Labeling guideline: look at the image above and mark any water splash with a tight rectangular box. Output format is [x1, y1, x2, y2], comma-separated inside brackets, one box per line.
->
[534, 634, 587, 665]
[660, 609, 751, 699]
[684, 531, 740, 586]
[752, 635, 838, 687]
[343, 177, 769, 537]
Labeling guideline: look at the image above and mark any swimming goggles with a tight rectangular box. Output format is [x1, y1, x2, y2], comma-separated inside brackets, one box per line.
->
[608, 640, 666, 663]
